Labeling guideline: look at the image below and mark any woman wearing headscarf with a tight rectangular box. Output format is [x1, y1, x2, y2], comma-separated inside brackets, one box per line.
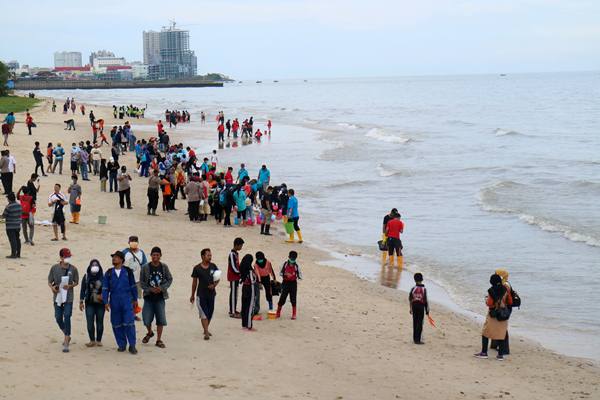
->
[239, 254, 258, 330]
[491, 269, 512, 355]
[474, 274, 513, 360]
[254, 252, 277, 311]
[79, 259, 105, 347]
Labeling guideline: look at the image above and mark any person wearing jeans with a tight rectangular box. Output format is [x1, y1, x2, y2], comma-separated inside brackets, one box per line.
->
[48, 248, 79, 353]
[2, 192, 22, 258]
[79, 259, 105, 347]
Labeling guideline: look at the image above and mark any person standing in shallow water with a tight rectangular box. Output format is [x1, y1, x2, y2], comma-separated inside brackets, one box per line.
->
[102, 251, 138, 354]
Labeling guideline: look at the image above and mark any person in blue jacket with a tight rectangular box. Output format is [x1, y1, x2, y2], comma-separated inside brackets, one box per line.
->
[102, 250, 139, 354]
[257, 164, 270, 192]
[237, 163, 249, 183]
[232, 185, 247, 225]
[286, 189, 303, 243]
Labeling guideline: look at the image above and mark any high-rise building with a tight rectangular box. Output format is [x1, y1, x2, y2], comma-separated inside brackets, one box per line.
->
[54, 51, 83, 67]
[89, 50, 115, 66]
[158, 23, 197, 79]
[143, 31, 161, 65]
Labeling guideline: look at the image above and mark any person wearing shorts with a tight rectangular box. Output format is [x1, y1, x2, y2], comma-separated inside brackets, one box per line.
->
[140, 247, 173, 349]
[385, 211, 404, 268]
[190, 248, 220, 340]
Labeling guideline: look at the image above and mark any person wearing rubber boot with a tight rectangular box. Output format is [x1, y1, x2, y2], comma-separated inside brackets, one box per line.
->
[385, 211, 404, 268]
[102, 250, 139, 354]
[276, 251, 302, 320]
[285, 189, 303, 243]
[381, 208, 398, 265]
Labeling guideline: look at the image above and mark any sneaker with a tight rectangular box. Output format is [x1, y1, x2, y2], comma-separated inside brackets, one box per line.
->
[117, 347, 126, 352]
[496, 355, 505, 361]
[62, 344, 70, 353]
[128, 346, 138, 355]
[473, 352, 488, 359]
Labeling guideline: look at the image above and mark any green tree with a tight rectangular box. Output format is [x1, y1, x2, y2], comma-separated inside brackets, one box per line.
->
[0, 61, 9, 96]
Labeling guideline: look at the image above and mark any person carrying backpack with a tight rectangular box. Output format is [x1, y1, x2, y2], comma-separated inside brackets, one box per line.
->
[490, 269, 520, 355]
[474, 274, 513, 361]
[276, 251, 302, 320]
[409, 273, 429, 345]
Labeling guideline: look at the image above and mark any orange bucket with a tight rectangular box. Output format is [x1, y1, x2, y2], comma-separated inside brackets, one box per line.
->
[267, 311, 277, 320]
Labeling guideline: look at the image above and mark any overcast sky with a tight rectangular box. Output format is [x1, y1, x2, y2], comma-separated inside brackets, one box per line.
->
[1, 0, 599, 79]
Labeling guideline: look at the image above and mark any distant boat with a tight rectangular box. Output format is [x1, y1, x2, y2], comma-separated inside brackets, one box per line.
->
[304, 80, 308, 82]
[256, 80, 262, 84]
[500, 74, 507, 77]
[273, 80, 279, 83]
[238, 81, 243, 83]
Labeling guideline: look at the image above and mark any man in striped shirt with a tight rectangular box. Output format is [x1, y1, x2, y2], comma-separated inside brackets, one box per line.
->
[2, 192, 22, 258]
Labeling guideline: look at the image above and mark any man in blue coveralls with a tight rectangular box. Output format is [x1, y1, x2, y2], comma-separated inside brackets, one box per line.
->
[102, 250, 139, 354]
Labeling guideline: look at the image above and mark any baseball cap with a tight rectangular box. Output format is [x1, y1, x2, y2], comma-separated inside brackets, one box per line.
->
[111, 250, 125, 260]
[59, 248, 72, 258]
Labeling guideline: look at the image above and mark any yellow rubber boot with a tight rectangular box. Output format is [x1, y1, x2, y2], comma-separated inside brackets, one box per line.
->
[396, 255, 403, 268]
[381, 252, 387, 265]
[286, 232, 295, 243]
[75, 212, 80, 224]
[389, 255, 395, 267]
[297, 230, 303, 243]
[70, 213, 77, 224]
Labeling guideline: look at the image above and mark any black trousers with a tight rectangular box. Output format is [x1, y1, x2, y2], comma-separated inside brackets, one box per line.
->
[147, 188, 159, 212]
[260, 276, 272, 306]
[188, 201, 199, 221]
[1, 172, 13, 194]
[34, 159, 44, 176]
[241, 284, 254, 329]
[229, 280, 239, 314]
[6, 228, 21, 257]
[411, 303, 425, 343]
[482, 336, 506, 356]
[119, 188, 131, 208]
[278, 281, 297, 307]
[224, 204, 232, 226]
[491, 332, 510, 355]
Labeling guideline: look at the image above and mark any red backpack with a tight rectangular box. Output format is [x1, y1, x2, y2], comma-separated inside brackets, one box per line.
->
[282, 262, 297, 282]
[411, 286, 426, 304]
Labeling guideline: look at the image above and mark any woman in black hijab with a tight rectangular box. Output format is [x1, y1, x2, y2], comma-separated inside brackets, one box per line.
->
[79, 259, 105, 347]
[239, 254, 258, 330]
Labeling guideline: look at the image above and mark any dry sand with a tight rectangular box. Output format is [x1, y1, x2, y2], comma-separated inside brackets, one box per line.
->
[0, 98, 598, 400]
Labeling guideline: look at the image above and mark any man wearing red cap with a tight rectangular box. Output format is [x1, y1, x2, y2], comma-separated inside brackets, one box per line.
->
[47, 248, 79, 353]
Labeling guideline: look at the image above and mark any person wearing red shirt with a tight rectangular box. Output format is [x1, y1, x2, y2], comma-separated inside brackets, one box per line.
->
[157, 120, 164, 134]
[385, 212, 404, 268]
[224, 167, 234, 185]
[217, 124, 225, 142]
[25, 113, 34, 136]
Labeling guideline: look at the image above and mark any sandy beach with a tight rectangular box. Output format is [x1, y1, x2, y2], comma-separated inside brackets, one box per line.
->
[0, 97, 598, 400]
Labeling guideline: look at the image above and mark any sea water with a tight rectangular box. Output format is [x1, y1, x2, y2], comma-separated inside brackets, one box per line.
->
[37, 72, 600, 360]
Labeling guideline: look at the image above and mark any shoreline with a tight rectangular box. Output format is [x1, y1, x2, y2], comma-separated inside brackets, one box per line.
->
[0, 95, 598, 399]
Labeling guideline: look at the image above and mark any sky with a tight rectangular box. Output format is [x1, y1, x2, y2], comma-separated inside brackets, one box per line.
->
[1, 0, 599, 79]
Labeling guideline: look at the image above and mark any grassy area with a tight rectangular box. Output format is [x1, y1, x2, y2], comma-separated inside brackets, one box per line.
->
[0, 96, 41, 114]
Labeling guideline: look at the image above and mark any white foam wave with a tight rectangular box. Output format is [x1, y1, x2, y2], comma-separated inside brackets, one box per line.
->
[376, 163, 412, 178]
[493, 128, 527, 137]
[365, 128, 412, 144]
[337, 122, 359, 130]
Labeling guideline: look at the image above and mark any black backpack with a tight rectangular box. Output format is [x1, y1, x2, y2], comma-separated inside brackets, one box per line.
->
[510, 287, 521, 308]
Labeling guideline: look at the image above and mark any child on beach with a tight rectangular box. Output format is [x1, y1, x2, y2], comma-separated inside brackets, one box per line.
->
[276, 251, 301, 320]
[409, 273, 429, 345]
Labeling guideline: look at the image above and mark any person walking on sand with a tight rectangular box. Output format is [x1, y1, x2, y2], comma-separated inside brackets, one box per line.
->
[260, 186, 273, 235]
[99, 159, 108, 192]
[140, 246, 173, 349]
[117, 166, 132, 209]
[409, 273, 429, 345]
[191, 248, 220, 340]
[107, 158, 119, 192]
[46, 143, 54, 174]
[385, 210, 404, 268]
[147, 169, 161, 215]
[240, 254, 258, 331]
[3, 112, 15, 134]
[122, 235, 148, 320]
[52, 143, 65, 174]
[25, 112, 35, 135]
[16, 186, 35, 246]
[2, 121, 9, 146]
[33, 142, 47, 177]
[254, 251, 277, 311]
[102, 250, 138, 354]
[79, 259, 105, 347]
[67, 175, 82, 224]
[0, 150, 12, 194]
[285, 189, 303, 243]
[276, 251, 301, 320]
[3, 192, 22, 258]
[185, 174, 201, 221]
[48, 184, 68, 241]
[228, 237, 244, 318]
[48, 248, 79, 352]
[474, 274, 513, 361]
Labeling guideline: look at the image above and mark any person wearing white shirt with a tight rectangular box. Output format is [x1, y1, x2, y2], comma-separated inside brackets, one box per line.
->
[122, 235, 148, 321]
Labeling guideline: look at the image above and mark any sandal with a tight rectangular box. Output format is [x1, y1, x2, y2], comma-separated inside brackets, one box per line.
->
[51, 238, 58, 241]
[142, 332, 154, 344]
[203, 334, 210, 340]
[155, 340, 166, 348]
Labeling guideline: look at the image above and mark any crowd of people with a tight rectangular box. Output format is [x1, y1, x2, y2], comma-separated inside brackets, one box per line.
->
[113, 104, 146, 119]
[164, 109, 191, 128]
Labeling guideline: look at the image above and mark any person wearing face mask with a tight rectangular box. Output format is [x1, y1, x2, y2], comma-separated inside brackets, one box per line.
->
[79, 259, 105, 347]
[47, 248, 79, 353]
[254, 252, 276, 311]
[102, 250, 138, 354]
[122, 236, 148, 309]
[276, 251, 302, 320]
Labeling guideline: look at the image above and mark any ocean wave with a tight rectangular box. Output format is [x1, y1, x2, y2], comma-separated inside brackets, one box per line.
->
[479, 180, 600, 247]
[337, 122, 360, 130]
[365, 128, 412, 144]
[325, 179, 372, 189]
[376, 163, 412, 178]
[493, 128, 528, 137]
